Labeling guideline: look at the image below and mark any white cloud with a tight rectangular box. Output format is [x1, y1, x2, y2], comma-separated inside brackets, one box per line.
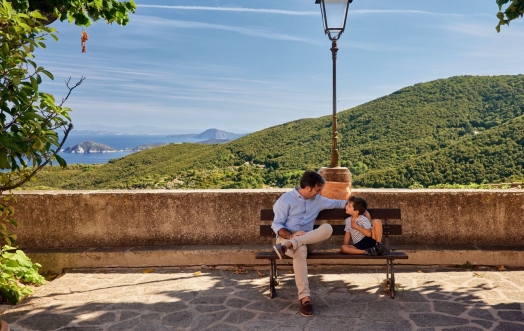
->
[135, 5, 487, 19]
[349, 9, 467, 17]
[136, 4, 317, 16]
[133, 15, 314, 43]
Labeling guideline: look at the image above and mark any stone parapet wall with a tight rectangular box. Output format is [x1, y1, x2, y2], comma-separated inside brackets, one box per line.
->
[12, 189, 524, 249]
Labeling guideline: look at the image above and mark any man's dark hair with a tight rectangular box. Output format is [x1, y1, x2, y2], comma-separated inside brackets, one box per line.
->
[299, 170, 326, 189]
[348, 196, 367, 215]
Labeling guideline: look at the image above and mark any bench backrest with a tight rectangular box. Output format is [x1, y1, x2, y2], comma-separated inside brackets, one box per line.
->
[260, 208, 402, 249]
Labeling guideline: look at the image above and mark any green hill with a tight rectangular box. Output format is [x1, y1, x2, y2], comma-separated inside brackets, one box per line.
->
[25, 75, 524, 189]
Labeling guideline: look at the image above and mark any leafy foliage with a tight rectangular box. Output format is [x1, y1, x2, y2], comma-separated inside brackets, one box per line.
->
[0, 0, 76, 245]
[0, 245, 45, 304]
[0, 0, 134, 304]
[9, 0, 136, 26]
[24, 75, 524, 190]
[496, 0, 524, 32]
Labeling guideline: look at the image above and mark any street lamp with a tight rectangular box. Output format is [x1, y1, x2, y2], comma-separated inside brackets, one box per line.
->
[316, 0, 353, 200]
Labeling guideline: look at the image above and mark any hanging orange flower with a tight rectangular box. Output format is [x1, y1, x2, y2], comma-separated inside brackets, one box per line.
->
[81, 30, 89, 53]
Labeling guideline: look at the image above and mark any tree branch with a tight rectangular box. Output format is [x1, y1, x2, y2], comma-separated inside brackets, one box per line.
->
[41, 76, 85, 129]
[0, 123, 73, 192]
[61, 76, 85, 107]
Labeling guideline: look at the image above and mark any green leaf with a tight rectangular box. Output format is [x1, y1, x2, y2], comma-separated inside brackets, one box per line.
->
[30, 76, 38, 90]
[54, 154, 67, 168]
[32, 139, 44, 150]
[0, 149, 9, 169]
[1, 42, 9, 55]
[40, 70, 54, 80]
[18, 22, 31, 31]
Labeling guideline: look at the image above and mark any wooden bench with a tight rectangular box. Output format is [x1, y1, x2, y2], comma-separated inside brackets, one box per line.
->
[255, 208, 408, 299]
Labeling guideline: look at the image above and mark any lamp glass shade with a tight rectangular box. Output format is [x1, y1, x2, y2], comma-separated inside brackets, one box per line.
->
[320, 0, 350, 40]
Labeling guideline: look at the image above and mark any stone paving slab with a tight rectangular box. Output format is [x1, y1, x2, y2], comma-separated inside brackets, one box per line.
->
[1, 266, 524, 331]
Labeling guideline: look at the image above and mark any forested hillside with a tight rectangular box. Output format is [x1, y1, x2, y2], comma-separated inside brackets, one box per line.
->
[25, 75, 524, 189]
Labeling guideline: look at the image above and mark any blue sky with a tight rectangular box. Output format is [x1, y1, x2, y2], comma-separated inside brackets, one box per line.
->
[36, 0, 524, 134]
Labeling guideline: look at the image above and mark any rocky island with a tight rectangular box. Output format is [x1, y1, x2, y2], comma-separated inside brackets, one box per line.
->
[62, 141, 118, 153]
[62, 141, 172, 153]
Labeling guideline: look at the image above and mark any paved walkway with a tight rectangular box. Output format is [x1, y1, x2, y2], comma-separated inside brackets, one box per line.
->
[2, 266, 524, 331]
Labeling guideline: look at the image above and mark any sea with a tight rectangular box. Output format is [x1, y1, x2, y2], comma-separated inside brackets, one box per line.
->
[57, 133, 204, 165]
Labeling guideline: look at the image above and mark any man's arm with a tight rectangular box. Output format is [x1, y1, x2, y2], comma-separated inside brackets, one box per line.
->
[271, 198, 292, 239]
[319, 196, 347, 210]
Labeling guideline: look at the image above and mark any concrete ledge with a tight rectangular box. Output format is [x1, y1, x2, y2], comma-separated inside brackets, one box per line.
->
[26, 244, 524, 274]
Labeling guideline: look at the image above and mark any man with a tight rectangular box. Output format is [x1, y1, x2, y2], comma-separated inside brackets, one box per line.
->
[271, 170, 370, 317]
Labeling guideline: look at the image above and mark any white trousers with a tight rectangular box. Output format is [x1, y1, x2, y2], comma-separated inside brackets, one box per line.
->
[276, 223, 333, 300]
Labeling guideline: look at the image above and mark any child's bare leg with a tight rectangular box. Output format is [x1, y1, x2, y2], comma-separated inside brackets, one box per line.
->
[340, 244, 366, 255]
[371, 219, 383, 243]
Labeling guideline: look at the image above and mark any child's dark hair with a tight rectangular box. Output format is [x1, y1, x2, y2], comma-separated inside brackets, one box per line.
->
[348, 196, 367, 215]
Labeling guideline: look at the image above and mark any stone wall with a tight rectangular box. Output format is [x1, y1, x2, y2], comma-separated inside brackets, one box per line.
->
[11, 189, 524, 249]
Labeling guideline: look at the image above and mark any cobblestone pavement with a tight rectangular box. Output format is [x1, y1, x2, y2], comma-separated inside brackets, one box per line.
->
[2, 266, 524, 331]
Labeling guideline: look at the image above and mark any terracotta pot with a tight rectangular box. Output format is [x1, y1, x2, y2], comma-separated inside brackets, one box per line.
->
[318, 167, 352, 200]
[320, 181, 351, 200]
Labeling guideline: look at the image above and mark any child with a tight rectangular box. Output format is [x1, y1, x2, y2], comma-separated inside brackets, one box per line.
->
[340, 196, 386, 256]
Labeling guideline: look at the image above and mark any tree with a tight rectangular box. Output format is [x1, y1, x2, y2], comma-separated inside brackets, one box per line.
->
[0, 0, 135, 303]
[9, 0, 135, 26]
[496, 0, 524, 32]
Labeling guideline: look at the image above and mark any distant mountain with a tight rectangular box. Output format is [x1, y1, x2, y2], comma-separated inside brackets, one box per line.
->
[167, 128, 247, 141]
[63, 141, 118, 153]
[72, 124, 194, 135]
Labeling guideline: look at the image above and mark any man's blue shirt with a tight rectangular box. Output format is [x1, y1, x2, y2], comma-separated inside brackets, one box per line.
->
[271, 188, 346, 235]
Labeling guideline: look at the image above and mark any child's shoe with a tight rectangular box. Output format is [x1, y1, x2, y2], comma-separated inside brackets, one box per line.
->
[365, 247, 377, 256]
[376, 242, 386, 255]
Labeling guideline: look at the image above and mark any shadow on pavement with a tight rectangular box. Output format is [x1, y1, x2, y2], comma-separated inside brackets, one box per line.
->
[2, 266, 524, 331]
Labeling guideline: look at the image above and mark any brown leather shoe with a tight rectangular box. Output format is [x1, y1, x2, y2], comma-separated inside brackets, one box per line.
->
[300, 300, 313, 317]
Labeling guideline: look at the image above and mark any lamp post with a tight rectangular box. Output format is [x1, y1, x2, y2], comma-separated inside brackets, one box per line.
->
[315, 0, 353, 200]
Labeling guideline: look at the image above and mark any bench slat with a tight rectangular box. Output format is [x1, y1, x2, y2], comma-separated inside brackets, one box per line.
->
[255, 251, 408, 260]
[260, 208, 401, 221]
[259, 224, 402, 237]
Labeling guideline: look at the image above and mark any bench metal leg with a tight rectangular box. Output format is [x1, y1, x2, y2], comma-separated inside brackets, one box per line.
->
[269, 260, 277, 298]
[386, 259, 396, 299]
[273, 259, 279, 285]
[386, 258, 390, 280]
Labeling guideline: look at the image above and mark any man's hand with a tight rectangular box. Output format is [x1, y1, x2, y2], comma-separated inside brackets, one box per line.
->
[277, 228, 293, 240]
[364, 210, 371, 220]
[291, 230, 306, 238]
